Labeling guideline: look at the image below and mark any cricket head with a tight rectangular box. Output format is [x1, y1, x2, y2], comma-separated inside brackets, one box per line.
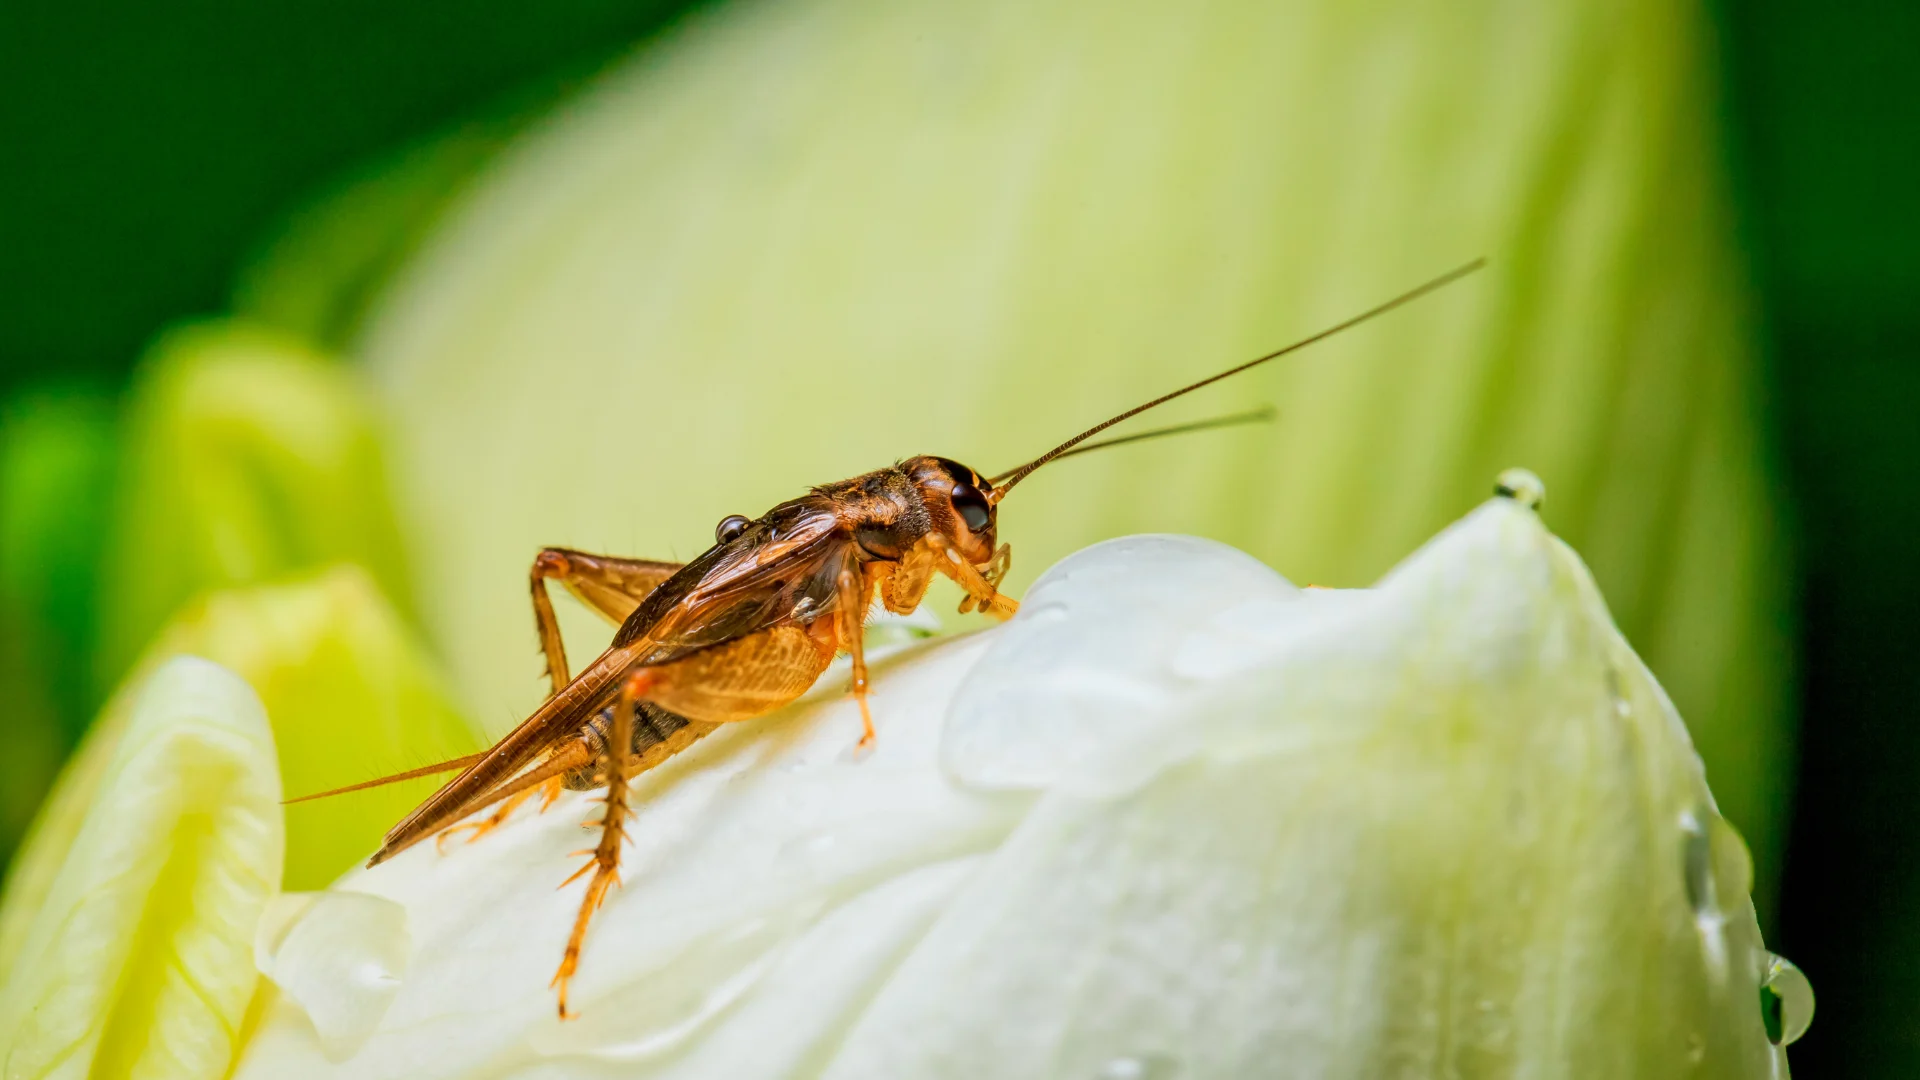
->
[900, 454, 998, 566]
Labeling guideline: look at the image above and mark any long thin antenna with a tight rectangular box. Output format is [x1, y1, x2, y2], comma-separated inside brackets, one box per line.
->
[984, 406, 1276, 485]
[989, 257, 1485, 501]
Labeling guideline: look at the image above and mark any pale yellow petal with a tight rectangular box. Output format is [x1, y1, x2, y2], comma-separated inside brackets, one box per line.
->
[0, 658, 281, 1080]
[98, 320, 414, 691]
[149, 566, 480, 891]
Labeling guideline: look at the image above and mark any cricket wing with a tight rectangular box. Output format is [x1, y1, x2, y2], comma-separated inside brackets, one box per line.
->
[615, 500, 850, 662]
[369, 642, 640, 865]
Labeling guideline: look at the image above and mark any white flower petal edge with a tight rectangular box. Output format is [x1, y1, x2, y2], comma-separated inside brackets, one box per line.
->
[254, 891, 410, 1061]
[0, 656, 283, 1080]
[233, 486, 1795, 1079]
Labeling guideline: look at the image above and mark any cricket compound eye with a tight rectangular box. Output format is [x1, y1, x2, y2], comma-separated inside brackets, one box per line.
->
[949, 482, 992, 533]
[715, 515, 751, 544]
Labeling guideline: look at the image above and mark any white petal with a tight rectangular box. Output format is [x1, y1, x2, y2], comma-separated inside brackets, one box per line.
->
[233, 494, 1790, 1079]
[943, 534, 1299, 794]
[233, 634, 1022, 1080]
[827, 497, 1783, 1078]
[255, 890, 411, 1060]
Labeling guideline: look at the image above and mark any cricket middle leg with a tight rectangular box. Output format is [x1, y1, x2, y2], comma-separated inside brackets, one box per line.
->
[835, 558, 876, 747]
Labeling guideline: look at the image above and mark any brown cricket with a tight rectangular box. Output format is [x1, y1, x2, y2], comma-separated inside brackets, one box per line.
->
[296, 258, 1483, 1016]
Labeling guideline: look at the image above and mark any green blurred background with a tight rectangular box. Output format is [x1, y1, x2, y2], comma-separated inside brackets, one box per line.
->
[0, 0, 1912, 1074]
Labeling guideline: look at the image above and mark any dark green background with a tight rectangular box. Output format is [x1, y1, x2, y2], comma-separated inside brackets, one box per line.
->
[1, 1, 1914, 1074]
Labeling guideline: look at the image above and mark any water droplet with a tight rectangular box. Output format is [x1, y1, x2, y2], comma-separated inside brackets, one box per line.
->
[1711, 815, 1754, 902]
[1605, 667, 1632, 718]
[1680, 808, 1754, 921]
[1095, 1053, 1180, 1080]
[1760, 953, 1814, 1046]
[782, 830, 839, 867]
[1680, 810, 1714, 917]
[1493, 467, 1545, 510]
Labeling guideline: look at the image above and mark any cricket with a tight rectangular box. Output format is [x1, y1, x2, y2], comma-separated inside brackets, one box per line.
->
[296, 257, 1484, 1016]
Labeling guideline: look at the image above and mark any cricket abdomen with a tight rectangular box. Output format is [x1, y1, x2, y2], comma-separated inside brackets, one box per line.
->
[564, 701, 704, 789]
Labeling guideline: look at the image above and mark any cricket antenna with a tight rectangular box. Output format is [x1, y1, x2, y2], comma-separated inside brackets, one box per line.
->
[984, 405, 1276, 486]
[987, 257, 1486, 502]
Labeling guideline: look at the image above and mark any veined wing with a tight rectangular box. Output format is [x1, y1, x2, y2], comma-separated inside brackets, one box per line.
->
[614, 498, 851, 664]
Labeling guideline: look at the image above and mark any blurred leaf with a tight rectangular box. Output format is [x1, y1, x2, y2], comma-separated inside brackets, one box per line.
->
[0, 390, 117, 712]
[231, 60, 626, 349]
[97, 320, 415, 691]
[0, 389, 117, 877]
[231, 128, 510, 349]
[0, 607, 68, 891]
[150, 565, 481, 890]
[0, 657, 281, 1080]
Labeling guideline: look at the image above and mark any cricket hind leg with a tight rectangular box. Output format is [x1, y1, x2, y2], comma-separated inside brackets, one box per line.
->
[435, 701, 711, 848]
[434, 744, 589, 849]
[561, 701, 708, 789]
[553, 667, 650, 1019]
[530, 548, 684, 698]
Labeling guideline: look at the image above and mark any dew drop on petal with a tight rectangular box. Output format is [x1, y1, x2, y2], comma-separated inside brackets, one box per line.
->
[1605, 666, 1632, 719]
[1680, 809, 1715, 918]
[1711, 814, 1755, 902]
[1760, 953, 1815, 1046]
[1095, 1053, 1181, 1080]
[1679, 807, 1755, 924]
[1493, 467, 1546, 510]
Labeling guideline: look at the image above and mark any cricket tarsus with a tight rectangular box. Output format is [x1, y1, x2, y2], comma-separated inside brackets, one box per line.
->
[359, 257, 1480, 1017]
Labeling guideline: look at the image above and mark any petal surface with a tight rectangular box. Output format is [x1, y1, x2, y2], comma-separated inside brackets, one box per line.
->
[0, 657, 282, 1080]
[232, 495, 1794, 1079]
[149, 566, 480, 891]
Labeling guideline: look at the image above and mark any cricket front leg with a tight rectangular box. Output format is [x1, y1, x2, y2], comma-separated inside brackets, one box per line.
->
[925, 534, 1019, 620]
[879, 541, 937, 615]
[958, 543, 1014, 615]
[552, 665, 649, 1019]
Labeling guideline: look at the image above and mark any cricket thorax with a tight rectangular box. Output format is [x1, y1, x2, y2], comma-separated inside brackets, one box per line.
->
[831, 467, 932, 560]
